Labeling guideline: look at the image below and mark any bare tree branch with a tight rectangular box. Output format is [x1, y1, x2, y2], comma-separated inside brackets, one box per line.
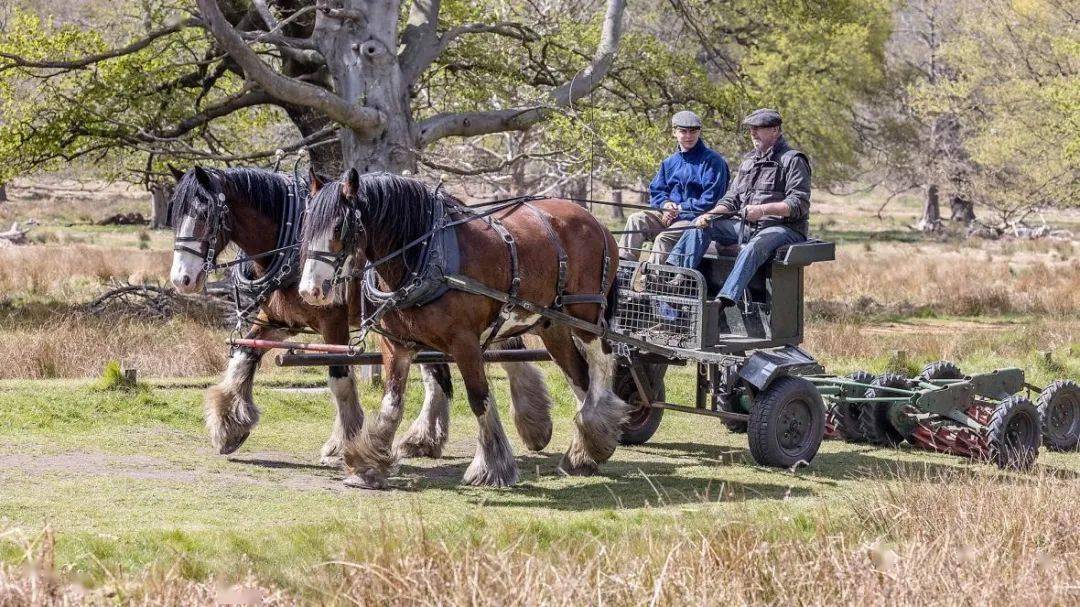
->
[415, 0, 626, 146]
[0, 17, 202, 73]
[154, 89, 276, 139]
[317, 3, 367, 23]
[399, 0, 442, 85]
[196, 0, 383, 134]
[252, 0, 278, 29]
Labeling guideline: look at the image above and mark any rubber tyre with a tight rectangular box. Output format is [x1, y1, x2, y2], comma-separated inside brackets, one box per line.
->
[748, 376, 826, 468]
[836, 370, 875, 443]
[986, 395, 1041, 470]
[918, 360, 963, 381]
[1036, 380, 1080, 452]
[723, 417, 748, 434]
[615, 360, 667, 445]
[858, 374, 909, 447]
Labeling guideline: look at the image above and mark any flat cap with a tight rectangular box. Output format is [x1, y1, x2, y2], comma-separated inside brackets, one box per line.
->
[671, 110, 703, 129]
[742, 108, 782, 128]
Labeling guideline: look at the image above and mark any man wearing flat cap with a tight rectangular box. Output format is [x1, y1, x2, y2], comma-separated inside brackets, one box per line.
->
[618, 110, 730, 264]
[666, 108, 811, 307]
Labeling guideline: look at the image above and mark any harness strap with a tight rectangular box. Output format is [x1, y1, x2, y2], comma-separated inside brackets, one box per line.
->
[481, 214, 520, 351]
[524, 203, 569, 308]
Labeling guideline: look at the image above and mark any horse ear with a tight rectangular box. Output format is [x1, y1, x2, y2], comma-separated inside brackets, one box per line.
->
[342, 168, 360, 199]
[168, 164, 185, 182]
[308, 167, 323, 193]
[192, 166, 214, 191]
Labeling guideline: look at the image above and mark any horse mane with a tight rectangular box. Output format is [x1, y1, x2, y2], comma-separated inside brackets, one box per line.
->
[303, 172, 461, 272]
[169, 167, 298, 227]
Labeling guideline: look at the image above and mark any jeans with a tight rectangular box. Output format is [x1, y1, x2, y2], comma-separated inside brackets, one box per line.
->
[666, 219, 805, 301]
[617, 210, 694, 264]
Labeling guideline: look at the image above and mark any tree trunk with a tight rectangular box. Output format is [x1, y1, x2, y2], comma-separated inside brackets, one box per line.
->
[562, 176, 588, 208]
[0, 182, 7, 202]
[284, 105, 344, 175]
[149, 182, 172, 229]
[950, 196, 976, 223]
[916, 183, 941, 232]
[315, 2, 415, 174]
[510, 156, 527, 197]
[611, 189, 624, 219]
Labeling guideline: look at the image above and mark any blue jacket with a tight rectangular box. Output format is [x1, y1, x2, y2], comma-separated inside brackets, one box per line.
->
[649, 139, 730, 222]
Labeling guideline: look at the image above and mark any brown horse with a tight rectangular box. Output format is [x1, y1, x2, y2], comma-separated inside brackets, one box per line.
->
[167, 166, 553, 465]
[298, 169, 626, 488]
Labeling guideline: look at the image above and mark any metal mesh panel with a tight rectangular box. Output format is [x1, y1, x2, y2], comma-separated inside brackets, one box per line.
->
[611, 261, 705, 350]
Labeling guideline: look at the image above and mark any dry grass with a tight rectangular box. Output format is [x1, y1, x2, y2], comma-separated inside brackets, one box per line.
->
[807, 242, 1080, 317]
[0, 316, 227, 379]
[1, 468, 1076, 606]
[0, 245, 169, 302]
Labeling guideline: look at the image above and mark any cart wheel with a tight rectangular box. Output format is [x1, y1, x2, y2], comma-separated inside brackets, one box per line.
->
[858, 374, 909, 447]
[1036, 380, 1080, 452]
[918, 360, 964, 382]
[615, 361, 667, 445]
[748, 376, 825, 468]
[836, 370, 875, 443]
[986, 395, 1041, 469]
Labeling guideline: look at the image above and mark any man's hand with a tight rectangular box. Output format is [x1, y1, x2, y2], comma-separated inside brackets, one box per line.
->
[743, 205, 766, 223]
[693, 213, 713, 229]
[661, 201, 679, 226]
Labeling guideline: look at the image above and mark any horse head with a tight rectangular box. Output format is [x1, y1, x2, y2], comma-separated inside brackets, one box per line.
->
[299, 168, 364, 306]
[169, 166, 234, 293]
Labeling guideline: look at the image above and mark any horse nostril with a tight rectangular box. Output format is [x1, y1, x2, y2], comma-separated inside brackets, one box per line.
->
[181, 275, 191, 287]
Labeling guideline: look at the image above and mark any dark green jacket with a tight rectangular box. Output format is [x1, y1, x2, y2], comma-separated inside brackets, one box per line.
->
[715, 136, 811, 237]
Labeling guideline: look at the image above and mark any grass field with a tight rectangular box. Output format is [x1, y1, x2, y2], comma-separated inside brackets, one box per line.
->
[1, 367, 1078, 605]
[0, 178, 1078, 604]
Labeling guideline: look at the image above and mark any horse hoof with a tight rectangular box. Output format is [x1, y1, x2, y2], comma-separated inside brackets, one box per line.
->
[320, 454, 344, 468]
[218, 431, 250, 455]
[557, 455, 598, 477]
[343, 472, 387, 490]
[393, 438, 444, 460]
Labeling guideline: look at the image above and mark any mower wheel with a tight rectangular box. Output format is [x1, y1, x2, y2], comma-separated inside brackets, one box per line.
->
[986, 395, 1041, 470]
[858, 374, 910, 447]
[918, 360, 964, 381]
[615, 361, 667, 446]
[748, 376, 825, 468]
[1037, 380, 1080, 452]
[836, 370, 875, 442]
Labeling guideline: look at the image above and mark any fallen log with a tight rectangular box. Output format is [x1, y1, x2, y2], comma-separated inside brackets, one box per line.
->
[0, 222, 29, 245]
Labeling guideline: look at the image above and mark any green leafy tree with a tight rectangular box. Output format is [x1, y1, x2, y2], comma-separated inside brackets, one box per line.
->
[0, 0, 628, 183]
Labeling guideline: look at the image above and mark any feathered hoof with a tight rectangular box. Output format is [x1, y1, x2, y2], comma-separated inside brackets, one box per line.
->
[393, 433, 445, 460]
[517, 419, 553, 453]
[557, 451, 600, 477]
[463, 458, 519, 488]
[320, 454, 344, 468]
[218, 430, 250, 455]
[342, 469, 388, 490]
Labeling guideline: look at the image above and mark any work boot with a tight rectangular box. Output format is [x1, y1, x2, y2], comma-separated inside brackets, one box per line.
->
[715, 294, 737, 309]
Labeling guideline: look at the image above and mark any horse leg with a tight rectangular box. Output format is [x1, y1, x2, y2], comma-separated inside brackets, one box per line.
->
[453, 339, 518, 487]
[319, 365, 364, 467]
[501, 361, 553, 452]
[394, 363, 453, 459]
[318, 320, 364, 467]
[539, 326, 627, 475]
[204, 325, 286, 455]
[342, 340, 413, 489]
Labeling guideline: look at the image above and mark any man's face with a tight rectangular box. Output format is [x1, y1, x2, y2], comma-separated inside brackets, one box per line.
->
[673, 126, 701, 151]
[749, 125, 781, 151]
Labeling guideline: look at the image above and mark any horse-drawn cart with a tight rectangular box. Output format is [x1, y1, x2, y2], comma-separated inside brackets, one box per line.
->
[606, 241, 1073, 470]
[238, 235, 1076, 471]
